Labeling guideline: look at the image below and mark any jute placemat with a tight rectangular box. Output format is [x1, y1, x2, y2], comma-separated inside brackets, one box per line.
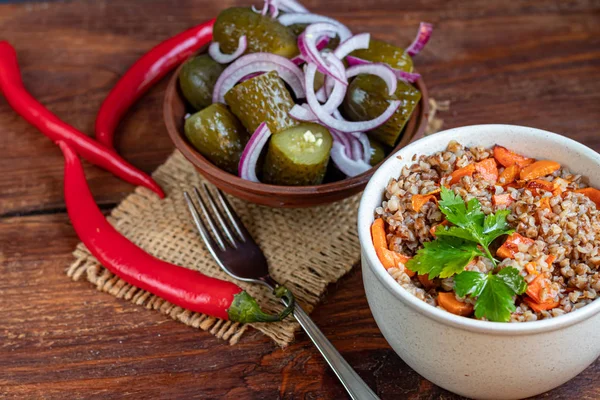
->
[67, 100, 448, 347]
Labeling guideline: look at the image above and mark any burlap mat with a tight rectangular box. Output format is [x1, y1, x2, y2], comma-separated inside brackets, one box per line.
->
[67, 99, 448, 347]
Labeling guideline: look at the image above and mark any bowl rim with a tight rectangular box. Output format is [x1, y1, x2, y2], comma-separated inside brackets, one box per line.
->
[358, 124, 600, 335]
[164, 58, 429, 197]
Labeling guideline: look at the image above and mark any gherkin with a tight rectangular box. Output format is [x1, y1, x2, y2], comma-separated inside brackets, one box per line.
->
[343, 74, 421, 147]
[368, 138, 386, 166]
[214, 7, 298, 58]
[350, 39, 414, 72]
[224, 71, 298, 135]
[184, 103, 249, 174]
[179, 55, 224, 110]
[263, 123, 333, 186]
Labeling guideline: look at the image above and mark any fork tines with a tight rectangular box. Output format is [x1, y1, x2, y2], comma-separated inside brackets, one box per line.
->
[184, 184, 246, 252]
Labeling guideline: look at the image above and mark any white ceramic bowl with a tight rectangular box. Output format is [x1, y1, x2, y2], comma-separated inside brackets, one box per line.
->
[358, 125, 600, 399]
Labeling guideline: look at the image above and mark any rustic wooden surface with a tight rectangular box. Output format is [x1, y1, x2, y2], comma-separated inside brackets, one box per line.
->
[1, 0, 599, 398]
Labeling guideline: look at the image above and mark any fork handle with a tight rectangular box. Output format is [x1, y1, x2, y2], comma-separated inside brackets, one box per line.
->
[291, 304, 380, 400]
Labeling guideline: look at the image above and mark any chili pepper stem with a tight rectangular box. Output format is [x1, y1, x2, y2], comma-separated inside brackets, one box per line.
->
[228, 285, 295, 323]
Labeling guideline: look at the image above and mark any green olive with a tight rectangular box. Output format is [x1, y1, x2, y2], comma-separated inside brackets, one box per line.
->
[224, 71, 298, 135]
[263, 123, 333, 186]
[184, 103, 248, 174]
[342, 74, 421, 147]
[178, 55, 224, 110]
[214, 7, 298, 58]
[350, 39, 414, 72]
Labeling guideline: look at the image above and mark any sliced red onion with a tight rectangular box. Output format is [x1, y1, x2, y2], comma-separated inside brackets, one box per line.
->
[304, 63, 401, 132]
[329, 129, 353, 158]
[240, 72, 263, 82]
[346, 55, 421, 83]
[346, 63, 397, 95]
[275, 0, 309, 13]
[298, 24, 347, 82]
[333, 33, 370, 59]
[268, 0, 279, 18]
[406, 22, 433, 57]
[315, 86, 327, 102]
[291, 36, 329, 66]
[239, 122, 272, 182]
[289, 104, 317, 121]
[252, 1, 269, 16]
[330, 142, 371, 177]
[212, 53, 305, 103]
[209, 36, 248, 64]
[320, 54, 347, 112]
[279, 13, 352, 41]
[356, 132, 372, 164]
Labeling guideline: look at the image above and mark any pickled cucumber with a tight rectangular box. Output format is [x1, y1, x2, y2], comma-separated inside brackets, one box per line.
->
[368, 138, 386, 166]
[179, 55, 225, 110]
[224, 71, 298, 134]
[214, 7, 298, 58]
[342, 74, 421, 147]
[263, 123, 333, 186]
[350, 39, 414, 72]
[184, 103, 249, 174]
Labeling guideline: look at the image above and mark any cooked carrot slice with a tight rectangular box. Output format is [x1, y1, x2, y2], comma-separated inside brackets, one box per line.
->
[417, 274, 437, 289]
[523, 297, 559, 312]
[474, 158, 498, 182]
[552, 177, 570, 195]
[539, 197, 551, 211]
[411, 194, 437, 212]
[525, 262, 538, 275]
[520, 160, 561, 181]
[371, 218, 387, 250]
[437, 292, 474, 317]
[493, 145, 535, 168]
[496, 233, 535, 259]
[426, 188, 441, 195]
[498, 164, 520, 185]
[575, 187, 600, 208]
[429, 220, 450, 237]
[526, 274, 551, 303]
[526, 179, 555, 196]
[448, 164, 475, 185]
[492, 193, 514, 207]
[546, 254, 556, 265]
[375, 247, 415, 276]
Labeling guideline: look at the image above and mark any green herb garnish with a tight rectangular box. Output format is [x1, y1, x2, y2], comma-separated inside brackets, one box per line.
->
[406, 186, 527, 322]
[454, 268, 527, 322]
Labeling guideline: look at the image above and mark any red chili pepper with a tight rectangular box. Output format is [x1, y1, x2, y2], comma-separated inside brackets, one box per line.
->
[95, 19, 215, 148]
[57, 140, 292, 323]
[0, 41, 165, 199]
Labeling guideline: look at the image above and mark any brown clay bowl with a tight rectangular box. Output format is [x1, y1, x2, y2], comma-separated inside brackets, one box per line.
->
[164, 51, 429, 208]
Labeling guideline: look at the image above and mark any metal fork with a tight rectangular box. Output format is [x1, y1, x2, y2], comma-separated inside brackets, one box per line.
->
[184, 184, 379, 400]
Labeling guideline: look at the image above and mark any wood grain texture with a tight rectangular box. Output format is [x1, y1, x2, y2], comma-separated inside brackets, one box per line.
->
[0, 0, 599, 398]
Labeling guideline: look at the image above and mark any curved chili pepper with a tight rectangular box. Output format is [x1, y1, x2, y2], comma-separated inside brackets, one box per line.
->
[0, 41, 165, 199]
[95, 19, 215, 148]
[57, 140, 293, 323]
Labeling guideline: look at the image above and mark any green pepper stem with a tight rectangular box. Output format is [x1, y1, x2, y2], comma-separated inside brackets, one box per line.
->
[228, 285, 295, 323]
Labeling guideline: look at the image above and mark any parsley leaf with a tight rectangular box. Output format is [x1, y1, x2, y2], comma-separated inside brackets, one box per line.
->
[406, 237, 484, 279]
[436, 186, 513, 266]
[454, 267, 527, 322]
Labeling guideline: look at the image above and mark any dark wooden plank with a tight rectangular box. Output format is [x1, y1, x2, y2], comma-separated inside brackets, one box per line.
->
[0, 0, 599, 398]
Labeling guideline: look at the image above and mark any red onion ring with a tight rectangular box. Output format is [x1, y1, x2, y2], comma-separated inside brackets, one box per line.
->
[298, 23, 350, 82]
[279, 13, 352, 41]
[346, 56, 421, 83]
[275, 0, 309, 13]
[406, 22, 433, 57]
[333, 33, 370, 59]
[239, 122, 271, 182]
[330, 142, 371, 177]
[289, 104, 317, 121]
[291, 36, 330, 65]
[208, 35, 247, 64]
[356, 132, 372, 164]
[346, 63, 397, 95]
[212, 53, 305, 103]
[304, 63, 401, 132]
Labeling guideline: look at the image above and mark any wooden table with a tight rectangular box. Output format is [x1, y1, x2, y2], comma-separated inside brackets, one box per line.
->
[1, 0, 599, 398]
